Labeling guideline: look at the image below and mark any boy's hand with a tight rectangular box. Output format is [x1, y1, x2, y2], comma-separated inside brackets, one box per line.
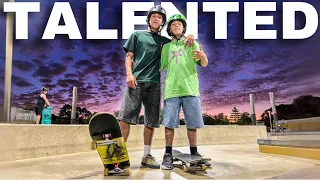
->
[184, 34, 195, 47]
[127, 74, 137, 89]
[192, 45, 206, 60]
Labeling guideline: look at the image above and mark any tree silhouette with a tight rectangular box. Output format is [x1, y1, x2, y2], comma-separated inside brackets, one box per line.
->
[237, 112, 252, 125]
[291, 95, 320, 118]
[260, 95, 320, 123]
[203, 113, 229, 125]
[53, 104, 92, 124]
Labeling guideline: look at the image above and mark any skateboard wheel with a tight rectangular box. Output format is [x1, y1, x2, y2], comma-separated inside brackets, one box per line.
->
[125, 168, 130, 176]
[201, 164, 206, 170]
[103, 168, 108, 176]
[182, 165, 189, 172]
[90, 141, 96, 150]
[117, 137, 124, 146]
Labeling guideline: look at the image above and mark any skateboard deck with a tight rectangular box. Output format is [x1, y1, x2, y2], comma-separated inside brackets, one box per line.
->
[172, 149, 211, 172]
[89, 112, 130, 176]
[41, 106, 52, 124]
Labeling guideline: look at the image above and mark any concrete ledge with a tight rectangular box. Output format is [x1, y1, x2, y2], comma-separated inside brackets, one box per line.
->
[0, 124, 267, 162]
[285, 117, 320, 132]
[257, 139, 320, 148]
[286, 116, 320, 123]
[257, 134, 320, 148]
[259, 145, 320, 161]
[258, 134, 320, 161]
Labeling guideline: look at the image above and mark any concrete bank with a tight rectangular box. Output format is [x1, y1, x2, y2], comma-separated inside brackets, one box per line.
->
[0, 124, 267, 162]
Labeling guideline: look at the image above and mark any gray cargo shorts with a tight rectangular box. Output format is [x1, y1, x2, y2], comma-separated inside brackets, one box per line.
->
[118, 83, 161, 128]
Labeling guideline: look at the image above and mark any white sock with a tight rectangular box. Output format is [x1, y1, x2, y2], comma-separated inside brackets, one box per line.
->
[143, 145, 151, 157]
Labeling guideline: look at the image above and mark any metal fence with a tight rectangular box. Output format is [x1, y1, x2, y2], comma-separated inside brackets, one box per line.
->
[10, 107, 36, 124]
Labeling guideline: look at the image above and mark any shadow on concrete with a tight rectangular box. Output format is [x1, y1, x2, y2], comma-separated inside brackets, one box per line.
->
[63, 166, 214, 180]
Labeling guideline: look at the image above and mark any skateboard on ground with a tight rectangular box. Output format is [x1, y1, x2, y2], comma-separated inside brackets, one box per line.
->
[41, 106, 52, 124]
[172, 149, 211, 172]
[89, 112, 130, 176]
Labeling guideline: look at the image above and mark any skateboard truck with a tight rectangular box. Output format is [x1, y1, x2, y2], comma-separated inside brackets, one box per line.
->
[106, 163, 129, 176]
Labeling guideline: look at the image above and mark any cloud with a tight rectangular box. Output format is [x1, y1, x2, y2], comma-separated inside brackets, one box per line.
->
[18, 41, 54, 56]
[12, 75, 33, 87]
[45, 84, 57, 90]
[58, 39, 77, 51]
[32, 59, 44, 66]
[82, 48, 89, 54]
[105, 51, 125, 73]
[201, 85, 283, 108]
[13, 60, 35, 72]
[74, 59, 91, 68]
[37, 54, 49, 60]
[279, 57, 320, 83]
[39, 78, 52, 84]
[61, 56, 74, 64]
[57, 79, 86, 90]
[238, 75, 286, 90]
[33, 63, 67, 78]
[77, 90, 96, 103]
[73, 59, 106, 75]
[64, 73, 78, 78]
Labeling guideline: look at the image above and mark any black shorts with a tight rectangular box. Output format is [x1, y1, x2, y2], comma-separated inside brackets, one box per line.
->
[118, 83, 161, 128]
[35, 106, 44, 116]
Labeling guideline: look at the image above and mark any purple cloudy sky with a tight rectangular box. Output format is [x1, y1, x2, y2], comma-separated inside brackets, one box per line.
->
[0, 0, 319, 119]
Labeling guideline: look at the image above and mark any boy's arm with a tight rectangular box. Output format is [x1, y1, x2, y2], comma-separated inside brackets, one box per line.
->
[125, 52, 137, 88]
[160, 45, 168, 70]
[192, 43, 208, 67]
[125, 52, 134, 76]
[123, 32, 138, 88]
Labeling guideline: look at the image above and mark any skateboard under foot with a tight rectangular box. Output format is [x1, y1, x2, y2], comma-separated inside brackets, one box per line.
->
[172, 149, 211, 172]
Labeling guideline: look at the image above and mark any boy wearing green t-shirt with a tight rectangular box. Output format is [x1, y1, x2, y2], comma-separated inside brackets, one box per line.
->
[160, 14, 210, 170]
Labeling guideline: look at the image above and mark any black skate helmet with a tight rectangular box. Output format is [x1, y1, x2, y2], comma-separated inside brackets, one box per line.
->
[146, 5, 167, 33]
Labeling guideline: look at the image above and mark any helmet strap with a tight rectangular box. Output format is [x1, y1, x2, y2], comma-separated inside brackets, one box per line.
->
[148, 24, 163, 35]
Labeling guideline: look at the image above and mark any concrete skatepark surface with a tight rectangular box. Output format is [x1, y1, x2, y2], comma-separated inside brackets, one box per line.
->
[1, 144, 320, 179]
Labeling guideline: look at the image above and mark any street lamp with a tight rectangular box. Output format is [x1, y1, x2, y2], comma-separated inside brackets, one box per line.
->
[1, 0, 14, 123]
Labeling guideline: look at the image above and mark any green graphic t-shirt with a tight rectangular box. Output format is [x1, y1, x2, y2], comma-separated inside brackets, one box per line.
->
[123, 31, 171, 83]
[160, 38, 201, 100]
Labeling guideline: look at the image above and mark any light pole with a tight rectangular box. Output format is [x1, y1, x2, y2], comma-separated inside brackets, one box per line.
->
[268, 110, 273, 132]
[2, 0, 14, 123]
[249, 94, 256, 125]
